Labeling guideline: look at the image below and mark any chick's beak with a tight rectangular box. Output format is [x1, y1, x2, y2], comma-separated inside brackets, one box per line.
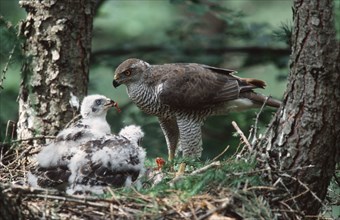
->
[104, 99, 121, 113]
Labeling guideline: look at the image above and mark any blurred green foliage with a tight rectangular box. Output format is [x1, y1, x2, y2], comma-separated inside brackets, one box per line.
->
[4, 0, 338, 160]
[89, 0, 292, 159]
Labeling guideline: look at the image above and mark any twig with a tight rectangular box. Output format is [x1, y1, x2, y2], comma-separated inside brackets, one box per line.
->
[251, 96, 270, 145]
[197, 199, 230, 220]
[245, 186, 277, 191]
[265, 151, 274, 183]
[5, 145, 36, 167]
[188, 200, 199, 220]
[227, 167, 270, 177]
[281, 173, 327, 209]
[333, 172, 340, 186]
[170, 161, 221, 184]
[279, 201, 303, 220]
[225, 165, 314, 178]
[26, 194, 111, 208]
[275, 177, 303, 217]
[6, 184, 60, 195]
[212, 145, 230, 162]
[8, 185, 119, 206]
[63, 207, 96, 219]
[282, 188, 310, 203]
[227, 141, 243, 162]
[106, 187, 122, 206]
[305, 215, 334, 220]
[130, 186, 153, 203]
[5, 136, 56, 144]
[231, 121, 252, 151]
[191, 161, 221, 176]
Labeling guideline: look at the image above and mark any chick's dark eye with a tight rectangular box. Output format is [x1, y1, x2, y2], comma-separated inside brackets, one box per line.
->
[95, 99, 102, 105]
[137, 138, 143, 146]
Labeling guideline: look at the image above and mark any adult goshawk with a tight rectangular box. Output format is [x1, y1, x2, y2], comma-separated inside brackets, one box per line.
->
[113, 58, 281, 161]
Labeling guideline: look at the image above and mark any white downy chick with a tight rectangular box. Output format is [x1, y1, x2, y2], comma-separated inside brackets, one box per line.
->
[28, 94, 119, 189]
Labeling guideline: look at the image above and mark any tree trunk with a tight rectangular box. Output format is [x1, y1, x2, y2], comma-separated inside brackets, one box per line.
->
[258, 0, 340, 218]
[17, 0, 97, 143]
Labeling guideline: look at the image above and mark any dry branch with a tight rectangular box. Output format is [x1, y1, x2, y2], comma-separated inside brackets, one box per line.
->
[170, 161, 221, 185]
[231, 121, 252, 151]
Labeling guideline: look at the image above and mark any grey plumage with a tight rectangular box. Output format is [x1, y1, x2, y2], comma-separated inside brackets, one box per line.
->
[35, 94, 116, 169]
[66, 131, 145, 194]
[28, 94, 145, 194]
[112, 58, 281, 160]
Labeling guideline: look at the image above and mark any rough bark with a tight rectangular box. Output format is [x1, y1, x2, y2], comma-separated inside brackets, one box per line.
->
[17, 0, 97, 143]
[258, 0, 340, 219]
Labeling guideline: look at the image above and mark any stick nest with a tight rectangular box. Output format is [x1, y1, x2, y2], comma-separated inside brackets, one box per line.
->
[0, 139, 338, 220]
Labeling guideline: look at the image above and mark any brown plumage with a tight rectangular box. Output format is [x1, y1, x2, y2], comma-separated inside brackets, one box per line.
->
[113, 58, 281, 160]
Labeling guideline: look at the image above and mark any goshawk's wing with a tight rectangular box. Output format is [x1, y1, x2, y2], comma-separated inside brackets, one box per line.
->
[157, 63, 265, 110]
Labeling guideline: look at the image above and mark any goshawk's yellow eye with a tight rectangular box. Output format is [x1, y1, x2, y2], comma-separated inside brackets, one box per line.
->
[124, 70, 131, 76]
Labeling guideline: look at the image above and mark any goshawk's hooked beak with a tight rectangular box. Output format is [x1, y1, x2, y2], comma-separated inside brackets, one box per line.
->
[112, 79, 121, 88]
